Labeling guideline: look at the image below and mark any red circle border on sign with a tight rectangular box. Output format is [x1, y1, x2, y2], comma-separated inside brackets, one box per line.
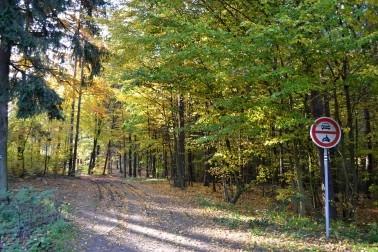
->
[310, 117, 341, 148]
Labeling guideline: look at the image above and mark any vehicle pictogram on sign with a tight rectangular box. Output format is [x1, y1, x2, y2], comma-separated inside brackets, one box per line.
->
[321, 123, 331, 130]
[310, 117, 341, 149]
[322, 135, 330, 142]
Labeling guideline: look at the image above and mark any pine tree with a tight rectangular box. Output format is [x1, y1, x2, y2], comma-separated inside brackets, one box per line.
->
[0, 0, 73, 191]
[0, 0, 107, 191]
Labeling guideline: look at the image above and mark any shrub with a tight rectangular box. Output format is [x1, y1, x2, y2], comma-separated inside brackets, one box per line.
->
[0, 187, 71, 251]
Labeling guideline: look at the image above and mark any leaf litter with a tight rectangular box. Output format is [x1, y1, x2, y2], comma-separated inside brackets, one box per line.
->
[9, 174, 378, 251]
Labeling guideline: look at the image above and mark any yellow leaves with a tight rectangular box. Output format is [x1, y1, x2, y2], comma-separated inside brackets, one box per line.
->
[343, 126, 350, 135]
[293, 35, 314, 46]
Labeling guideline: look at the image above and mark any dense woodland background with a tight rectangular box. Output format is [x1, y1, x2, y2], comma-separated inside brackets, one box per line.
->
[1, 0, 377, 222]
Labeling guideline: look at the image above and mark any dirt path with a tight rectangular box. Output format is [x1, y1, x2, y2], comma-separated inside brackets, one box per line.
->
[39, 175, 253, 252]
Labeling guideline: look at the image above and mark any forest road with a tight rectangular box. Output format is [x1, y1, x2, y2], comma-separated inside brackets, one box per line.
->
[58, 175, 253, 252]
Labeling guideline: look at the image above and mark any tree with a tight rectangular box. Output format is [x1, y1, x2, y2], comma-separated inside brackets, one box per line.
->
[66, 0, 107, 177]
[106, 0, 377, 216]
[0, 0, 69, 192]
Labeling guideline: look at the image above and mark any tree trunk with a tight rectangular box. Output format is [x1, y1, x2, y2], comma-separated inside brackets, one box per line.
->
[123, 134, 127, 178]
[133, 135, 137, 177]
[310, 90, 337, 220]
[17, 125, 28, 178]
[279, 144, 284, 188]
[188, 148, 194, 185]
[308, 152, 319, 218]
[163, 145, 168, 178]
[68, 95, 75, 176]
[71, 85, 82, 176]
[333, 86, 352, 219]
[364, 109, 373, 197]
[0, 42, 11, 192]
[128, 134, 132, 177]
[152, 130, 157, 178]
[293, 140, 306, 218]
[151, 151, 156, 178]
[176, 94, 186, 188]
[169, 126, 176, 182]
[230, 172, 244, 205]
[71, 58, 85, 177]
[88, 137, 98, 175]
[103, 140, 111, 175]
[344, 84, 358, 218]
[68, 57, 78, 176]
[43, 144, 49, 175]
[223, 179, 230, 202]
[146, 150, 150, 178]
[203, 148, 210, 187]
[88, 118, 101, 175]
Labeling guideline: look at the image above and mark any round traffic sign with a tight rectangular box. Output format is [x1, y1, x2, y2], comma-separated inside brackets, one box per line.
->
[310, 117, 341, 148]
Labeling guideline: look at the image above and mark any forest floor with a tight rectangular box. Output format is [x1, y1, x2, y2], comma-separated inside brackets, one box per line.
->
[9, 172, 378, 252]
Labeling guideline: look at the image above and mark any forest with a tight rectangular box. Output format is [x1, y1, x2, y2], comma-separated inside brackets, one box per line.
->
[0, 0, 377, 250]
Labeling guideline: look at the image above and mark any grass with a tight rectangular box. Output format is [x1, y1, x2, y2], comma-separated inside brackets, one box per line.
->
[124, 176, 168, 184]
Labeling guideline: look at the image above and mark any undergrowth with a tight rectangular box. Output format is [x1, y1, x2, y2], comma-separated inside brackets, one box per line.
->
[192, 192, 378, 251]
[0, 187, 73, 251]
[125, 177, 168, 184]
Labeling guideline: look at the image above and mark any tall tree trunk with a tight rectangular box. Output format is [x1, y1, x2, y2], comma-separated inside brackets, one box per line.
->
[279, 143, 284, 188]
[17, 125, 28, 178]
[103, 141, 111, 175]
[151, 130, 157, 178]
[123, 134, 127, 178]
[203, 147, 210, 187]
[169, 126, 176, 182]
[293, 140, 306, 218]
[344, 84, 358, 219]
[88, 118, 101, 175]
[310, 90, 338, 219]
[43, 144, 49, 175]
[68, 95, 76, 176]
[146, 113, 151, 178]
[364, 109, 373, 197]
[88, 137, 98, 175]
[308, 152, 319, 217]
[151, 150, 156, 178]
[133, 135, 137, 177]
[176, 94, 186, 188]
[146, 150, 150, 178]
[0, 42, 10, 192]
[68, 57, 78, 176]
[188, 148, 194, 185]
[71, 58, 84, 177]
[128, 134, 132, 177]
[333, 86, 352, 219]
[162, 148, 167, 178]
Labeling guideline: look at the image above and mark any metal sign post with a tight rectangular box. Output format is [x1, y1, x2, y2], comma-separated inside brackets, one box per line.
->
[310, 117, 341, 238]
[324, 148, 330, 238]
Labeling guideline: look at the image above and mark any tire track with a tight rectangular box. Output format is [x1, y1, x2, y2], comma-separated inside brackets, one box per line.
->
[59, 175, 251, 251]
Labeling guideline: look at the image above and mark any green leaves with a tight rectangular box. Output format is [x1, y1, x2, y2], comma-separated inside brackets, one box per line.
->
[0, 186, 67, 251]
[14, 75, 64, 120]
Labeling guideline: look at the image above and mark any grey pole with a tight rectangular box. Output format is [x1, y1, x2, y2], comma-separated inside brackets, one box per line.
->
[324, 148, 330, 238]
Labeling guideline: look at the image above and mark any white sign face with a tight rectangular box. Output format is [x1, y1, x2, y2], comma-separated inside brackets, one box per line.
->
[310, 117, 341, 148]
